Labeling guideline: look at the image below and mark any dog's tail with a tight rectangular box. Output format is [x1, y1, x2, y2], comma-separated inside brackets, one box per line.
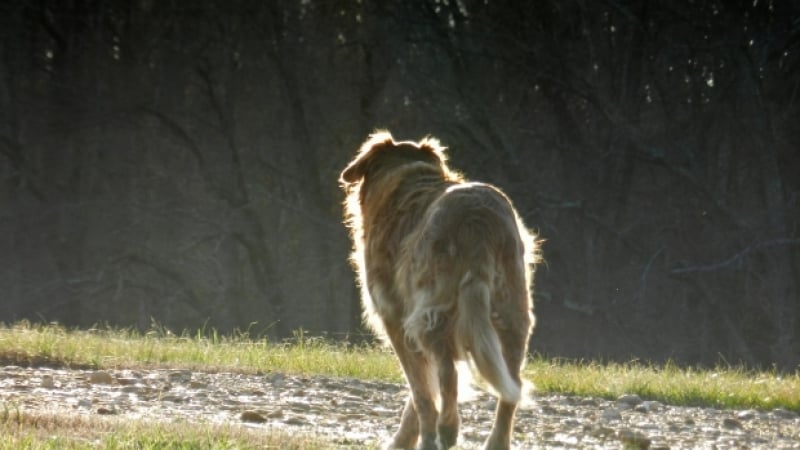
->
[456, 272, 521, 403]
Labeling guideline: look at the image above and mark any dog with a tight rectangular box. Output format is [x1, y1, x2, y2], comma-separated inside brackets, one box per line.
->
[340, 131, 538, 450]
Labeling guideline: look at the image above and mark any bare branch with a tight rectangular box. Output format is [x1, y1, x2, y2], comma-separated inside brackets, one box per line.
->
[671, 239, 800, 275]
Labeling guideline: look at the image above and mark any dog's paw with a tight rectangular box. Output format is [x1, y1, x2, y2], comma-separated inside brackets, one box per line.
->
[436, 425, 458, 449]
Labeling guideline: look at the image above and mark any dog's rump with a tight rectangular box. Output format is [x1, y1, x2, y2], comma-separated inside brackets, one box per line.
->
[400, 182, 532, 402]
[421, 182, 526, 258]
[402, 182, 529, 289]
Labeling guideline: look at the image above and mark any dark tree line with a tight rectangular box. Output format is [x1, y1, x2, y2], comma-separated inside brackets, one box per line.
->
[1, 0, 798, 369]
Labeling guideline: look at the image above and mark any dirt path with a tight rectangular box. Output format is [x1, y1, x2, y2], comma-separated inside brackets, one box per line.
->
[1, 366, 798, 449]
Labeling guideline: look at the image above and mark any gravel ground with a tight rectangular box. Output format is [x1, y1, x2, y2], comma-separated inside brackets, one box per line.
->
[1, 366, 798, 449]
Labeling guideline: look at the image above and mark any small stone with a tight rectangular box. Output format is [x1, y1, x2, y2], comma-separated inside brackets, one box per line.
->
[266, 373, 287, 384]
[167, 370, 192, 383]
[189, 381, 208, 389]
[722, 417, 743, 429]
[771, 408, 798, 419]
[97, 407, 116, 415]
[88, 371, 113, 385]
[240, 411, 267, 423]
[284, 416, 308, 426]
[641, 401, 663, 413]
[736, 409, 757, 420]
[540, 404, 559, 415]
[589, 425, 615, 438]
[40, 375, 55, 388]
[338, 413, 365, 422]
[541, 430, 556, 440]
[617, 394, 643, 407]
[602, 408, 622, 421]
[288, 401, 313, 412]
[160, 394, 185, 403]
[266, 410, 284, 419]
[617, 428, 651, 449]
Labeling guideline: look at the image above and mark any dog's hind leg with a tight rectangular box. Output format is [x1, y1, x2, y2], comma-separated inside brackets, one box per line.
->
[433, 345, 459, 449]
[404, 291, 459, 448]
[384, 323, 439, 450]
[484, 343, 524, 450]
[390, 396, 419, 449]
[484, 296, 532, 450]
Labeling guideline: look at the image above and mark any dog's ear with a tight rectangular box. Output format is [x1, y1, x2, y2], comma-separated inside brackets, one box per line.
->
[417, 136, 447, 164]
[340, 155, 369, 183]
[340, 132, 395, 184]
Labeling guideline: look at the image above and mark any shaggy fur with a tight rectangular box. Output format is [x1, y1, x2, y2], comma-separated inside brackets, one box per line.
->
[340, 131, 538, 450]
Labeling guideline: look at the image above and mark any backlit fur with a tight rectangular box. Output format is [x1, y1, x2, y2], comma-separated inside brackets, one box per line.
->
[340, 131, 538, 450]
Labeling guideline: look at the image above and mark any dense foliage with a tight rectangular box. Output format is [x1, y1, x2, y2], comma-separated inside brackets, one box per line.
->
[1, 1, 798, 368]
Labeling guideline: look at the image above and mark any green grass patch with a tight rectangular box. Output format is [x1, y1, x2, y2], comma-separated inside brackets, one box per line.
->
[0, 321, 401, 382]
[525, 357, 799, 412]
[1, 320, 798, 414]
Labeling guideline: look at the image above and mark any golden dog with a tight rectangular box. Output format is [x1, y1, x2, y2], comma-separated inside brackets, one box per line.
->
[340, 131, 538, 450]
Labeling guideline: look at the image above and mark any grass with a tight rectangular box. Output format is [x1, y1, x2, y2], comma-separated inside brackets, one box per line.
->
[1, 321, 799, 449]
[0, 321, 401, 381]
[0, 407, 363, 449]
[526, 357, 799, 412]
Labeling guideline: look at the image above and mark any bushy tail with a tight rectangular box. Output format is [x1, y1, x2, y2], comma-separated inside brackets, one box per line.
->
[456, 274, 520, 403]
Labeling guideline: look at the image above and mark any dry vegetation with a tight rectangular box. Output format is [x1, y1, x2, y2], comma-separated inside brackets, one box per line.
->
[0, 408, 356, 449]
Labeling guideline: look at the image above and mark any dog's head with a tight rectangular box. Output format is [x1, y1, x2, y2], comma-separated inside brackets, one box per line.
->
[340, 131, 452, 186]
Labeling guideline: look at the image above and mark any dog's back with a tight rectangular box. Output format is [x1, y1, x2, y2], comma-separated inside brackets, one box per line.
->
[399, 182, 534, 402]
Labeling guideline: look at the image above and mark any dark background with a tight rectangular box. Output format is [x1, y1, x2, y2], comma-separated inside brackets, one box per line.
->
[2, 1, 798, 370]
